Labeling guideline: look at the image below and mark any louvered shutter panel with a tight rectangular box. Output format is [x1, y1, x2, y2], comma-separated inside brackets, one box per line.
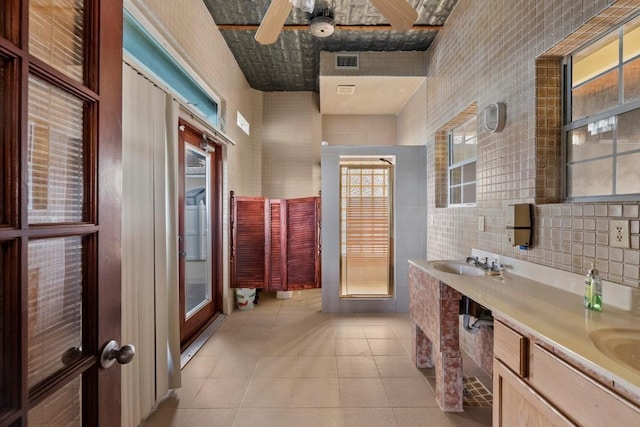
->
[267, 199, 287, 291]
[231, 195, 267, 288]
[286, 197, 320, 289]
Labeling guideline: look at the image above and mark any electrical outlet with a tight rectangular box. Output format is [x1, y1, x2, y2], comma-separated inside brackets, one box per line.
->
[478, 215, 485, 232]
[610, 219, 630, 248]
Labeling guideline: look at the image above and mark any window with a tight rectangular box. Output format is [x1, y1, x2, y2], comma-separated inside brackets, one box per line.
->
[448, 116, 477, 206]
[340, 161, 393, 297]
[565, 15, 640, 199]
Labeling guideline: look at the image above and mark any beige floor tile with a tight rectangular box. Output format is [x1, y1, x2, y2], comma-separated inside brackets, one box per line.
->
[375, 355, 422, 378]
[368, 339, 409, 356]
[243, 314, 278, 326]
[181, 356, 219, 378]
[341, 408, 397, 427]
[190, 378, 250, 408]
[333, 325, 366, 338]
[296, 356, 337, 377]
[157, 378, 205, 409]
[274, 312, 305, 325]
[363, 325, 398, 338]
[336, 355, 379, 377]
[290, 378, 340, 408]
[232, 408, 289, 427]
[141, 408, 236, 427]
[298, 336, 335, 356]
[339, 378, 390, 408]
[197, 331, 236, 357]
[241, 377, 295, 408]
[382, 377, 438, 407]
[288, 408, 343, 427]
[335, 338, 372, 356]
[233, 324, 272, 340]
[393, 408, 454, 427]
[253, 356, 298, 378]
[445, 407, 493, 427]
[210, 354, 259, 378]
[261, 336, 301, 356]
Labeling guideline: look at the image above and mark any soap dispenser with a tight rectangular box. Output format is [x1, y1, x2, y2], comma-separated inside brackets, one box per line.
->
[584, 263, 602, 311]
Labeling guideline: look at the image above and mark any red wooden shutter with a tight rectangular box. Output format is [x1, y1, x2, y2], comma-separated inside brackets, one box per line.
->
[267, 199, 287, 291]
[285, 197, 320, 289]
[231, 194, 268, 288]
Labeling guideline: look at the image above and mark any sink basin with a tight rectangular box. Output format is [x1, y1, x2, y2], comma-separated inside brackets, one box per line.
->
[430, 260, 486, 277]
[590, 328, 640, 373]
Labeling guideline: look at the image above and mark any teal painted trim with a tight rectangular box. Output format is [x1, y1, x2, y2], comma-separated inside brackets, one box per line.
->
[123, 10, 218, 126]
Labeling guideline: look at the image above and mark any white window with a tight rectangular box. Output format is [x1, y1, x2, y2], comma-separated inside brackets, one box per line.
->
[448, 116, 477, 206]
[565, 14, 640, 199]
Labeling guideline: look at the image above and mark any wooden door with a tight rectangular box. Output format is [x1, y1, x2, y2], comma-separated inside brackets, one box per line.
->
[230, 194, 268, 289]
[0, 1, 124, 426]
[267, 199, 286, 292]
[178, 122, 222, 347]
[285, 197, 321, 290]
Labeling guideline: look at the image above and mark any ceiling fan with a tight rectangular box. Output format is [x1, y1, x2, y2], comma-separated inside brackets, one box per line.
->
[255, 0, 419, 45]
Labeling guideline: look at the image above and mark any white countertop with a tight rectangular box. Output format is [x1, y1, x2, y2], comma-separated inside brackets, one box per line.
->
[409, 258, 640, 398]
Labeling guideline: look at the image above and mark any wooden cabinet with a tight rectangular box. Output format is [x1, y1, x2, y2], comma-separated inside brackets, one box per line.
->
[230, 193, 320, 291]
[493, 320, 640, 426]
[493, 357, 575, 426]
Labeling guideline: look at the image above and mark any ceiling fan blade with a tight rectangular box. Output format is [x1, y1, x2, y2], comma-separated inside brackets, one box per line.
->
[255, 0, 294, 45]
[369, 0, 418, 31]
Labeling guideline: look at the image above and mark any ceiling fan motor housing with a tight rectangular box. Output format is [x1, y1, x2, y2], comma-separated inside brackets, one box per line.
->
[309, 15, 335, 38]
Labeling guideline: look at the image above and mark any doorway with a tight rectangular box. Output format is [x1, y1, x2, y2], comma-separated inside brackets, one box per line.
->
[178, 121, 222, 348]
[340, 159, 394, 297]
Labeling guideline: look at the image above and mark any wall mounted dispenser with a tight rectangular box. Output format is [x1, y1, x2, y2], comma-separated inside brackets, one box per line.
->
[506, 203, 531, 247]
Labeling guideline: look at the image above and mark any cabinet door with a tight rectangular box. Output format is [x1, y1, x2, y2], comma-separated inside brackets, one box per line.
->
[493, 360, 575, 427]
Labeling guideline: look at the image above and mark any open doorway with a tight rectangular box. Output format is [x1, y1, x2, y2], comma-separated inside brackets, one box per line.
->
[340, 157, 394, 297]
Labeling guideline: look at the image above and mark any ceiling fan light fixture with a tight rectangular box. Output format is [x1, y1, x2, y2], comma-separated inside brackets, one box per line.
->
[309, 15, 335, 38]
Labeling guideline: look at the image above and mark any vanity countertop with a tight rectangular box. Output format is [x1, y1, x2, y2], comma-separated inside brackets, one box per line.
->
[409, 258, 640, 399]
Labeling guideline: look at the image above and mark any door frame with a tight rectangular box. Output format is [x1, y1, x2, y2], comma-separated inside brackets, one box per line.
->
[177, 120, 223, 348]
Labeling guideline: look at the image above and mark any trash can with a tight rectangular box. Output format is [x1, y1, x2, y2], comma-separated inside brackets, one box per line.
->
[235, 288, 256, 311]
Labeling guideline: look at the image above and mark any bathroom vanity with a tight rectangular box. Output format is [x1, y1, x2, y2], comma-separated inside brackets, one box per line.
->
[409, 258, 640, 423]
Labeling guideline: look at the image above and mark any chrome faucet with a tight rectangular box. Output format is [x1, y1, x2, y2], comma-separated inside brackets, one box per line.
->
[466, 256, 503, 273]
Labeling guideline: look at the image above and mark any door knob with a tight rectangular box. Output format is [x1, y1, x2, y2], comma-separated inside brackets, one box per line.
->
[100, 340, 136, 369]
[179, 251, 187, 257]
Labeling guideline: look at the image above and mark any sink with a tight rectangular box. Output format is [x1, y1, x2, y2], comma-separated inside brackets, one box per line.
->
[590, 328, 640, 373]
[430, 260, 486, 277]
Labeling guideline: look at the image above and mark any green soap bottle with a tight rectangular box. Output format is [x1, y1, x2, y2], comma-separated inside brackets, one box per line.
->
[584, 263, 602, 311]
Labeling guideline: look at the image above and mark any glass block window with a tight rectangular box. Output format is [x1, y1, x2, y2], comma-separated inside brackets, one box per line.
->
[448, 116, 477, 206]
[566, 15, 640, 198]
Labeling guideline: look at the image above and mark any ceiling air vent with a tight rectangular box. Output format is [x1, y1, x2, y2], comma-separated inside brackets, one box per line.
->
[335, 53, 359, 69]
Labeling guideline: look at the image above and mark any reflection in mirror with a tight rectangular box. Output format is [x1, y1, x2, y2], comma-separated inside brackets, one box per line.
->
[184, 146, 211, 319]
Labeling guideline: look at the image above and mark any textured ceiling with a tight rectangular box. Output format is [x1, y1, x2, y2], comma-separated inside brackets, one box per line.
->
[202, 0, 458, 92]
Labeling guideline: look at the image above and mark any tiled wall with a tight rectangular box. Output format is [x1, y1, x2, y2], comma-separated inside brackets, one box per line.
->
[262, 92, 322, 199]
[417, 0, 640, 288]
[322, 114, 397, 146]
[397, 80, 427, 146]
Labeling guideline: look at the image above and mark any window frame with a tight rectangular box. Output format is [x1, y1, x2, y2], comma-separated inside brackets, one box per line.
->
[563, 13, 640, 202]
[447, 117, 478, 207]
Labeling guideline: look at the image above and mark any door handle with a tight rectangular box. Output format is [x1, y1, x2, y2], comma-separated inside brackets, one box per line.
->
[100, 340, 136, 369]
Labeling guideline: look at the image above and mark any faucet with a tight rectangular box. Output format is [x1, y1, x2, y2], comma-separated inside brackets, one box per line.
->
[466, 256, 502, 273]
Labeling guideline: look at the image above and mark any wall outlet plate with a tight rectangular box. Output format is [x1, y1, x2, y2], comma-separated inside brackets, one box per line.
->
[610, 219, 630, 248]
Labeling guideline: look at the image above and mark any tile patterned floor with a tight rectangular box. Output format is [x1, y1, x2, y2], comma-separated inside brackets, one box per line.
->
[141, 289, 492, 427]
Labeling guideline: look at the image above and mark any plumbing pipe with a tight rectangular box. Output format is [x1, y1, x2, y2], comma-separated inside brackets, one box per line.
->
[463, 314, 493, 334]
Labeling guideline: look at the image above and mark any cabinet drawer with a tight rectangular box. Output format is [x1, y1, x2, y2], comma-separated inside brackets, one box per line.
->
[529, 344, 640, 426]
[494, 320, 528, 377]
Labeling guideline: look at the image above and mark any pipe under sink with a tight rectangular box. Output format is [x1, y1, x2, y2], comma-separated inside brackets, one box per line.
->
[460, 296, 493, 334]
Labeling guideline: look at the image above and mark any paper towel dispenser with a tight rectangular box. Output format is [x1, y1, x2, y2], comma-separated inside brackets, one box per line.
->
[506, 203, 531, 247]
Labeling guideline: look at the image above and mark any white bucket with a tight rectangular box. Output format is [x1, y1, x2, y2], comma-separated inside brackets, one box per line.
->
[235, 288, 256, 311]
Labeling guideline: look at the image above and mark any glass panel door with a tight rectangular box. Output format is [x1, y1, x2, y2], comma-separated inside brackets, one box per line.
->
[184, 146, 212, 318]
[178, 121, 221, 347]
